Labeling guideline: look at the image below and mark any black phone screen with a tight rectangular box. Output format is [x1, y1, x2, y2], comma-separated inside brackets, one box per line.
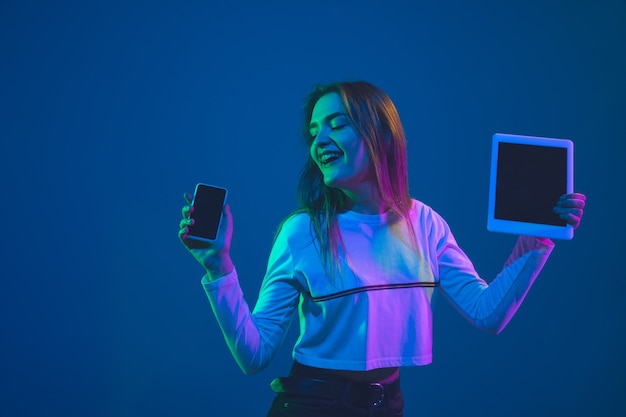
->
[187, 184, 227, 242]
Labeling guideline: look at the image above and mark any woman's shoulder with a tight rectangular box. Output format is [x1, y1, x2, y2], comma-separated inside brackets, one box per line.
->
[410, 198, 440, 218]
[409, 198, 450, 228]
[279, 210, 311, 230]
[273, 210, 314, 243]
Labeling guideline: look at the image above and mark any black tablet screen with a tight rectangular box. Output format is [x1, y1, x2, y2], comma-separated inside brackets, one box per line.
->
[495, 142, 567, 226]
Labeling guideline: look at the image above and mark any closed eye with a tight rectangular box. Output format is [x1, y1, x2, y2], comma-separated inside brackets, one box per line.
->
[309, 125, 344, 139]
[309, 112, 348, 138]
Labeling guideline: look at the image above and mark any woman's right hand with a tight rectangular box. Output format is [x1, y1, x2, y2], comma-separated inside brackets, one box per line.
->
[179, 192, 234, 280]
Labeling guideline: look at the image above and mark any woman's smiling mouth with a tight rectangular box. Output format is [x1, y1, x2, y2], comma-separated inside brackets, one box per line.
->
[319, 150, 344, 165]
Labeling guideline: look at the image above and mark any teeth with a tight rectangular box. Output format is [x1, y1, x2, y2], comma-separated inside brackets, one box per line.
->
[320, 151, 343, 164]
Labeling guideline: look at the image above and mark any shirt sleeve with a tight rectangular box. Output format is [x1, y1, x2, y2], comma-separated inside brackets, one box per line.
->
[435, 218, 554, 334]
[202, 221, 302, 374]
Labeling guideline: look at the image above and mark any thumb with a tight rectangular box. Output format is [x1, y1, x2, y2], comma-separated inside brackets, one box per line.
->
[221, 203, 233, 236]
[223, 203, 232, 225]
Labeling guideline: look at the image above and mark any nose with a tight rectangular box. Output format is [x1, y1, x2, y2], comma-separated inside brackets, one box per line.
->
[310, 128, 332, 161]
[312, 127, 332, 147]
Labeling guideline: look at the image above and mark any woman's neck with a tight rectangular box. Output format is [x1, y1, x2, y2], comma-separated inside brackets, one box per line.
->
[342, 182, 387, 214]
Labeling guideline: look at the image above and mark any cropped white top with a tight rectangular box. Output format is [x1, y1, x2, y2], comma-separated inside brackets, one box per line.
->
[202, 199, 553, 374]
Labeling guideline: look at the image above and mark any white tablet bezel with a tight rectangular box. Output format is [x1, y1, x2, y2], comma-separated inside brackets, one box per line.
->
[487, 133, 574, 240]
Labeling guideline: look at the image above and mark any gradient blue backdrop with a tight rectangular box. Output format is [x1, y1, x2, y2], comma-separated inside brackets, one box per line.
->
[1, 1, 624, 416]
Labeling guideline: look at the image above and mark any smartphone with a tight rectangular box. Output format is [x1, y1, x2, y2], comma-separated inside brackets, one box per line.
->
[186, 183, 228, 243]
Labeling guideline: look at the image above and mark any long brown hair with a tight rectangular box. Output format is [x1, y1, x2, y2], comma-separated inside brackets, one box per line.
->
[285, 81, 416, 278]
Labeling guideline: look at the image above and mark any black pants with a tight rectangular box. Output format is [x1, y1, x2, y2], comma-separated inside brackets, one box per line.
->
[265, 362, 404, 417]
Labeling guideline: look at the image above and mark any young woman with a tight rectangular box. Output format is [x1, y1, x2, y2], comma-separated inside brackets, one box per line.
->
[179, 81, 586, 417]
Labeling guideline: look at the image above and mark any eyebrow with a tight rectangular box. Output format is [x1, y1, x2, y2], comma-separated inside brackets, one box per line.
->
[309, 112, 347, 130]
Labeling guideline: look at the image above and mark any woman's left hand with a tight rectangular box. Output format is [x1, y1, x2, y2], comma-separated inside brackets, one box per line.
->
[554, 192, 586, 229]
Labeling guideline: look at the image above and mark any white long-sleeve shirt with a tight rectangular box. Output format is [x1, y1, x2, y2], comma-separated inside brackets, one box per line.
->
[202, 199, 554, 374]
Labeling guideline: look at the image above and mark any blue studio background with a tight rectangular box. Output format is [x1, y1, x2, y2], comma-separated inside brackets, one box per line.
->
[1, 1, 624, 416]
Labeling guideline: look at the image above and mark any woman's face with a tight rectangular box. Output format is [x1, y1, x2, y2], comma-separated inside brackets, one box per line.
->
[308, 93, 372, 194]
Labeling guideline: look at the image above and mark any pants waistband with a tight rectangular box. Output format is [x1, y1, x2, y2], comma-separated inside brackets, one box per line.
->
[271, 361, 401, 408]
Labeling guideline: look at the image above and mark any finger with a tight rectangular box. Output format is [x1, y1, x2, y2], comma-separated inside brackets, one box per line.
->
[217, 203, 230, 226]
[183, 192, 193, 205]
[553, 207, 583, 228]
[182, 205, 194, 217]
[557, 198, 586, 209]
[560, 192, 586, 202]
[179, 218, 194, 229]
[178, 226, 188, 241]
[553, 207, 584, 217]
[559, 212, 582, 229]
[216, 203, 233, 246]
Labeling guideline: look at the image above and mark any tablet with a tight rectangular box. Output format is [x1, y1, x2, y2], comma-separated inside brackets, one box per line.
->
[487, 133, 574, 240]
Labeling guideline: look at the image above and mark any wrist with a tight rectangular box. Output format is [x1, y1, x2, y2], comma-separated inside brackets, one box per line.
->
[204, 256, 234, 281]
